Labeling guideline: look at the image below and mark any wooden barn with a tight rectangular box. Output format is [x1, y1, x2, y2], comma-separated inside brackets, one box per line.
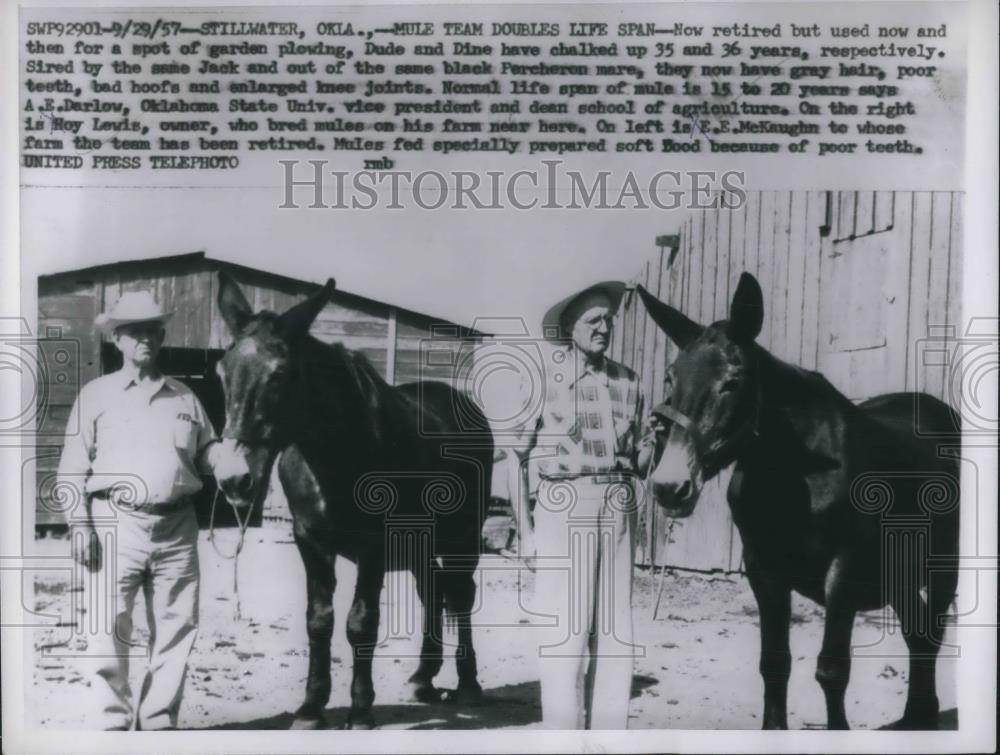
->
[614, 190, 965, 572]
[34, 252, 487, 528]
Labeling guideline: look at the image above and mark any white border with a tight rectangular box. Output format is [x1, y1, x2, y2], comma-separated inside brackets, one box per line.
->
[2, 1, 996, 753]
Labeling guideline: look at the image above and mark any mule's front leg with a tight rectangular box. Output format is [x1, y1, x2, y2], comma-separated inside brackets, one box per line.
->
[291, 539, 336, 730]
[747, 569, 792, 729]
[345, 550, 386, 729]
[816, 560, 857, 730]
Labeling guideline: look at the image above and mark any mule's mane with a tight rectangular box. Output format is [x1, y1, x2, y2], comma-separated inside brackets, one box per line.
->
[293, 334, 399, 444]
[331, 340, 386, 406]
[696, 320, 855, 413]
[741, 343, 866, 471]
[752, 343, 854, 411]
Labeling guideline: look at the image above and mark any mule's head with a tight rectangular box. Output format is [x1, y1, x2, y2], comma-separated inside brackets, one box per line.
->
[638, 273, 764, 518]
[213, 271, 335, 509]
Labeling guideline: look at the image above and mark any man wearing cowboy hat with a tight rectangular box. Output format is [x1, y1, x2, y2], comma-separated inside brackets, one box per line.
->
[510, 281, 660, 729]
[57, 290, 226, 730]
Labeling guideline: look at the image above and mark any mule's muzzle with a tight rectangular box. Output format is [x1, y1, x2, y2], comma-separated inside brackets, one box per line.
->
[219, 473, 255, 508]
[213, 438, 255, 509]
[651, 479, 699, 518]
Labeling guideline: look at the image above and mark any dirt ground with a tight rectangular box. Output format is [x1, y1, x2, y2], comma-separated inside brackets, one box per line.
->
[29, 519, 957, 731]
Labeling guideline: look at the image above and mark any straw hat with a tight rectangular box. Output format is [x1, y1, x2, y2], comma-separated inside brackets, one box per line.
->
[95, 291, 173, 334]
[541, 281, 626, 342]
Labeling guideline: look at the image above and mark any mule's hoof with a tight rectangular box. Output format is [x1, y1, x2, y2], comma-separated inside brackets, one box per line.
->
[406, 679, 443, 704]
[290, 715, 325, 730]
[889, 710, 940, 730]
[346, 712, 376, 730]
[448, 682, 484, 706]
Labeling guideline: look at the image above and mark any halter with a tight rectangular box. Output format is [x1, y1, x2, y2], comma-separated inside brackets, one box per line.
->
[209, 433, 264, 622]
[650, 383, 761, 477]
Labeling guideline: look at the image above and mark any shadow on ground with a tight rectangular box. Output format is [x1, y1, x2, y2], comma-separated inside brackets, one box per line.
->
[878, 707, 958, 731]
[203, 673, 659, 730]
[203, 681, 540, 730]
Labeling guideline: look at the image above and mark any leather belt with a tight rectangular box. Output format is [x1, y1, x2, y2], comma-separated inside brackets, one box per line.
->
[90, 489, 193, 514]
[539, 472, 633, 485]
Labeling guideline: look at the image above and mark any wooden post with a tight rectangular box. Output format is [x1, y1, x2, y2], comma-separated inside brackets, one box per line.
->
[97, 279, 109, 375]
[646, 243, 665, 568]
[385, 307, 398, 385]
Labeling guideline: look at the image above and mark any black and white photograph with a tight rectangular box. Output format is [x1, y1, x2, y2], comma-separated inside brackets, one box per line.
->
[1, 1, 996, 753]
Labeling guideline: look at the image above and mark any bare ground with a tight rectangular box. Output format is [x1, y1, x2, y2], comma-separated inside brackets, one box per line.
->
[29, 521, 957, 731]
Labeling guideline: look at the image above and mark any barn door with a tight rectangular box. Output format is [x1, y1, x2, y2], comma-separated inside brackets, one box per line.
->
[818, 191, 905, 402]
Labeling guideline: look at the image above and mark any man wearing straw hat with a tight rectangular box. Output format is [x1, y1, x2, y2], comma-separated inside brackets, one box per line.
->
[510, 281, 662, 729]
[57, 290, 227, 730]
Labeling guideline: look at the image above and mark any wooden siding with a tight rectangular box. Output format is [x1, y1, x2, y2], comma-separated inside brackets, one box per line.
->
[616, 190, 964, 572]
[35, 276, 101, 525]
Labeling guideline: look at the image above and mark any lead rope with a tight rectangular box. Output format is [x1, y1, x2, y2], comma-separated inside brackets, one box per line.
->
[208, 487, 254, 620]
[652, 519, 677, 620]
[644, 428, 676, 621]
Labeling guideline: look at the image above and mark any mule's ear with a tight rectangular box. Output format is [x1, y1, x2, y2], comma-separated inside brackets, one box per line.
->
[218, 271, 254, 336]
[280, 278, 336, 337]
[636, 285, 703, 349]
[728, 273, 764, 343]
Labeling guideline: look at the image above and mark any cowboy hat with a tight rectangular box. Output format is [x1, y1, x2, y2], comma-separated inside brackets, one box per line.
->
[541, 281, 627, 342]
[95, 291, 173, 334]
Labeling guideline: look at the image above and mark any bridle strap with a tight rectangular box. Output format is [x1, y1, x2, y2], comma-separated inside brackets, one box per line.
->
[651, 402, 696, 433]
[222, 425, 289, 449]
[650, 390, 761, 475]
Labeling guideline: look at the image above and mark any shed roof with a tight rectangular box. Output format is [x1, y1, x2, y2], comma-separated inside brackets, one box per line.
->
[39, 251, 491, 338]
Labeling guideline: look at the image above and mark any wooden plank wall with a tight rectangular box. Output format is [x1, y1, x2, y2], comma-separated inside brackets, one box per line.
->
[44, 259, 476, 386]
[619, 190, 964, 572]
[99, 259, 407, 383]
[314, 297, 392, 379]
[35, 276, 102, 525]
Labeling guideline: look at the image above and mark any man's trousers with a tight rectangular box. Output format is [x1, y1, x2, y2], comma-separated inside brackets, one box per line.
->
[77, 504, 199, 730]
[533, 476, 638, 729]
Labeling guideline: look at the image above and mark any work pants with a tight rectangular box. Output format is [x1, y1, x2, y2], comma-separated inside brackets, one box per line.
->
[76, 504, 200, 730]
[533, 476, 637, 729]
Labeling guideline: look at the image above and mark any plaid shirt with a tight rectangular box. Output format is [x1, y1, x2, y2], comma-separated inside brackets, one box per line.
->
[522, 346, 645, 487]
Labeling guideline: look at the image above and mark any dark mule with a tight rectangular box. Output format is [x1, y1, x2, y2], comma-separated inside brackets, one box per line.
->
[213, 272, 493, 729]
[638, 273, 959, 730]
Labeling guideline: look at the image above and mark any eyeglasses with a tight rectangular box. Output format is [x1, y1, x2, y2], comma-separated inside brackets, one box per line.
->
[115, 322, 165, 339]
[581, 315, 614, 330]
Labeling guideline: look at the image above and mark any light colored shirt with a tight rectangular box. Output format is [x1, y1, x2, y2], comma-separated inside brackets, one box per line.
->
[517, 345, 645, 489]
[57, 370, 218, 506]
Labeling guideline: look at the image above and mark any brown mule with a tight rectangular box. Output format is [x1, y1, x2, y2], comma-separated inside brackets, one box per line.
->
[213, 272, 493, 729]
[639, 272, 959, 730]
